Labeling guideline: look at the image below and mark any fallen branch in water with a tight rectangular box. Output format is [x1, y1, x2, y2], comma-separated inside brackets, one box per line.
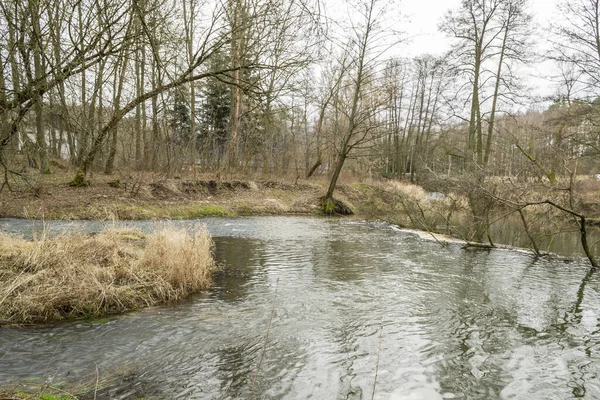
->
[461, 241, 496, 250]
[519, 200, 598, 268]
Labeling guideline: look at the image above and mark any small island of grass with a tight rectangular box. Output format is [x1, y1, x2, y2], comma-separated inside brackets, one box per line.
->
[0, 226, 215, 325]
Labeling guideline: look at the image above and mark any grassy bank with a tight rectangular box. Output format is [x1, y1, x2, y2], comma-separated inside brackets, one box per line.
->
[0, 387, 76, 400]
[0, 225, 215, 324]
[0, 169, 430, 220]
[0, 170, 325, 219]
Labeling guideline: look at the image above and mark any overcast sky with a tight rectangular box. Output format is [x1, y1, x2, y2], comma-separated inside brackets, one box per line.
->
[399, 0, 560, 57]
[395, 0, 562, 103]
[323, 0, 565, 103]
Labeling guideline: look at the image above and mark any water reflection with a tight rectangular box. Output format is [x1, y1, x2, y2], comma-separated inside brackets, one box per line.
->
[212, 237, 266, 302]
[488, 216, 600, 259]
[0, 217, 599, 399]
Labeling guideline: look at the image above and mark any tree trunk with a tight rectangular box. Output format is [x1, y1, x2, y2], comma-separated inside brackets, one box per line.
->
[484, 16, 510, 166]
[30, 0, 50, 174]
[6, 6, 21, 154]
[184, 0, 197, 164]
[324, 0, 375, 200]
[105, 41, 130, 174]
[326, 146, 347, 199]
[469, 48, 482, 167]
[135, 42, 143, 163]
[0, 53, 12, 153]
[77, 1, 88, 165]
[229, 0, 243, 168]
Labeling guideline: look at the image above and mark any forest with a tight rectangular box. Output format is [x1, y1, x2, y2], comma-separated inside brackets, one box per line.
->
[2, 1, 600, 398]
[0, 0, 599, 262]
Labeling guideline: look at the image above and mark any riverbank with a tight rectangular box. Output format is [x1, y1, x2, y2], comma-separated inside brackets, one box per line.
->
[0, 225, 215, 325]
[2, 170, 599, 260]
[0, 170, 426, 221]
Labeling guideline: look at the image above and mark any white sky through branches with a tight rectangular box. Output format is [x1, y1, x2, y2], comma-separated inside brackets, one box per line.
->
[324, 0, 563, 102]
[399, 0, 559, 58]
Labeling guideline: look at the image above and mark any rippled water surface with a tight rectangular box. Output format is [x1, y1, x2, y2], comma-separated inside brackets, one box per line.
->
[1, 217, 599, 399]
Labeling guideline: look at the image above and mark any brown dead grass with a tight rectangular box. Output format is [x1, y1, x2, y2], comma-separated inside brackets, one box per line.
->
[378, 180, 426, 200]
[0, 225, 215, 324]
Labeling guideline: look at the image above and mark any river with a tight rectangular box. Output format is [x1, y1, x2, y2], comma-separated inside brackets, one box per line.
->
[0, 216, 599, 399]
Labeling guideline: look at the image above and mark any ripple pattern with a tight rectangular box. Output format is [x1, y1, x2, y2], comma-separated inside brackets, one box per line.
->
[1, 216, 599, 399]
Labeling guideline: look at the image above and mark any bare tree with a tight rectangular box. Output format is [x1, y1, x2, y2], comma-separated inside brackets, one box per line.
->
[554, 0, 600, 94]
[484, 0, 532, 166]
[0, 0, 133, 159]
[320, 0, 393, 213]
[441, 0, 503, 166]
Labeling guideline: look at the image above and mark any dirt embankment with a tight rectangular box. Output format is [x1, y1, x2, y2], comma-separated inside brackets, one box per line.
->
[3, 171, 600, 245]
[0, 171, 422, 221]
[0, 176, 325, 219]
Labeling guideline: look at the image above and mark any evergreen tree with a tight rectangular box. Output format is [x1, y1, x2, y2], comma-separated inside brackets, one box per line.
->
[199, 50, 231, 160]
[170, 90, 192, 146]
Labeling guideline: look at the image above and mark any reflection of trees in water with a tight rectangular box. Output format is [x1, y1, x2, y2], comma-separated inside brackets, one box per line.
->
[556, 268, 598, 399]
[307, 232, 388, 397]
[327, 314, 365, 399]
[430, 252, 584, 397]
[434, 249, 599, 399]
[490, 217, 600, 259]
[212, 237, 266, 302]
[432, 249, 509, 397]
[213, 324, 310, 398]
[213, 235, 600, 399]
[310, 238, 378, 283]
[491, 262, 600, 398]
[212, 237, 309, 398]
[510, 259, 566, 332]
[215, 343, 257, 398]
[565, 268, 596, 326]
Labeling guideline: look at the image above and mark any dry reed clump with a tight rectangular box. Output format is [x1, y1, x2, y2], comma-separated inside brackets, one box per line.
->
[379, 180, 426, 200]
[0, 225, 215, 324]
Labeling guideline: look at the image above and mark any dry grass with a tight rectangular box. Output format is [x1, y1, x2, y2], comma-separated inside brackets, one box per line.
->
[0, 225, 215, 324]
[378, 180, 426, 200]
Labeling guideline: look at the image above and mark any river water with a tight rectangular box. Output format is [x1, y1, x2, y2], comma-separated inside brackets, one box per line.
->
[1, 216, 599, 399]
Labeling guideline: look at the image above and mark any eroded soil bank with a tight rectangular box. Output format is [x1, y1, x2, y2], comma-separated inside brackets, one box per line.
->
[0, 171, 418, 221]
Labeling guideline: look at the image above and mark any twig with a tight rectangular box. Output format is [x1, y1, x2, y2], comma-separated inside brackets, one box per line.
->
[522, 200, 598, 268]
[398, 197, 446, 248]
[371, 306, 384, 400]
[94, 362, 99, 400]
[43, 339, 64, 378]
[250, 276, 280, 399]
[518, 208, 542, 257]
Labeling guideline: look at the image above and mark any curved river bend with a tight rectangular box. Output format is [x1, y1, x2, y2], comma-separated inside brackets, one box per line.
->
[1, 217, 599, 399]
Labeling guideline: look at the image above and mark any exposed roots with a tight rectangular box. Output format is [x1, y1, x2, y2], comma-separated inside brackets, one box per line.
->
[319, 196, 353, 216]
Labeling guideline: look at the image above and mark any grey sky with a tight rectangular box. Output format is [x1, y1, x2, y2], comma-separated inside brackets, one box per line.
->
[397, 0, 562, 102]
[399, 0, 560, 57]
[323, 0, 564, 103]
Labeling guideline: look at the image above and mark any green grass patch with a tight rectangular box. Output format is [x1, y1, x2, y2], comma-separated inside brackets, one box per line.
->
[0, 388, 77, 400]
